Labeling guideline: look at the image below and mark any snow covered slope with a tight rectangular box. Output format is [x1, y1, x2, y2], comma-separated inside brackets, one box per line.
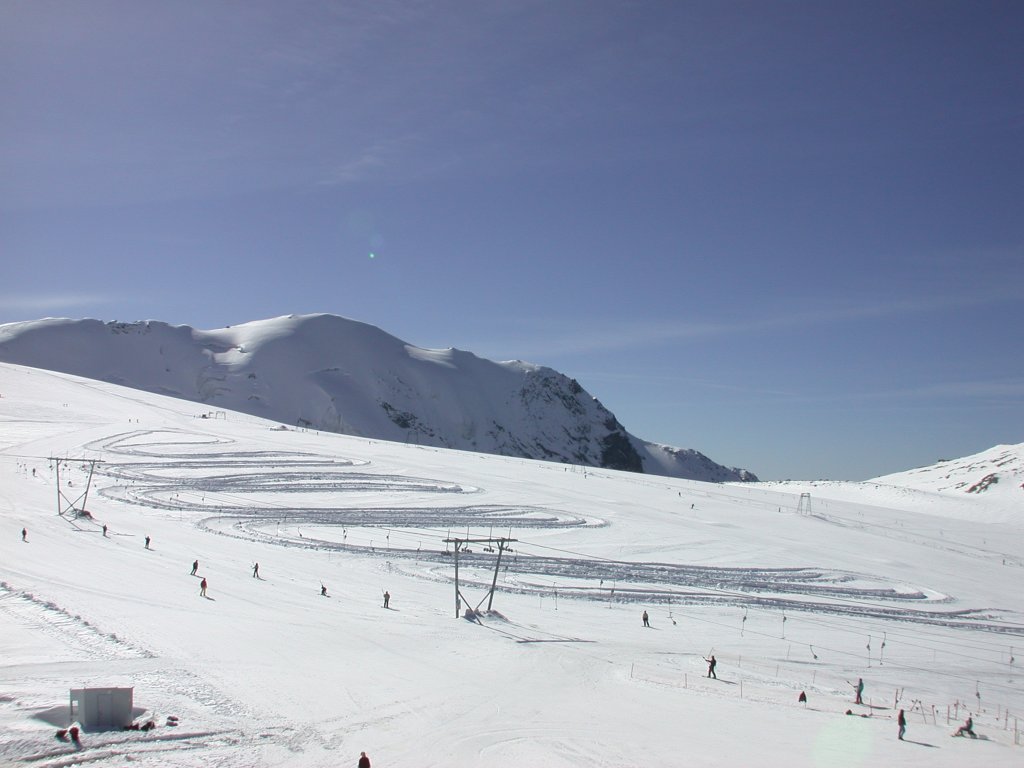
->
[1, 361, 1022, 768]
[872, 444, 1024, 500]
[0, 314, 756, 482]
[756, 444, 1023, 525]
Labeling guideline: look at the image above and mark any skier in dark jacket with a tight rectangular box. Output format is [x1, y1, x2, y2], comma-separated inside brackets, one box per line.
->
[21, 527, 27, 542]
[705, 655, 717, 679]
[200, 578, 208, 597]
[191, 560, 199, 576]
[854, 678, 864, 704]
[898, 708, 906, 740]
[642, 610, 649, 627]
[358, 751, 371, 768]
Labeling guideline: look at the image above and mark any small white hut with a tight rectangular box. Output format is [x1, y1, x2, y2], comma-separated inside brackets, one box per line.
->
[69, 687, 134, 730]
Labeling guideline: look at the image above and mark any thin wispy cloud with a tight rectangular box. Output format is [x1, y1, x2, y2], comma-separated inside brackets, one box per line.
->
[846, 377, 1024, 403]
[477, 288, 1024, 360]
[319, 135, 421, 186]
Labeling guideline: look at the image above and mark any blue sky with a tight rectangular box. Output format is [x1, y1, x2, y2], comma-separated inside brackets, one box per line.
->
[2, 1, 1021, 480]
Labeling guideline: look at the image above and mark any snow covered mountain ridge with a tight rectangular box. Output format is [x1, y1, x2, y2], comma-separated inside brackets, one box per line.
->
[871, 443, 1024, 498]
[0, 314, 757, 482]
[755, 442, 1023, 524]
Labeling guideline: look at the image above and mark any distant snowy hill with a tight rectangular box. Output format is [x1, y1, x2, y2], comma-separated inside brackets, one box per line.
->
[756, 443, 1023, 524]
[0, 314, 756, 482]
[871, 443, 1024, 500]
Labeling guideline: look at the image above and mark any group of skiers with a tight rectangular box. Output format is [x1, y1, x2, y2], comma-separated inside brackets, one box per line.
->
[21, 521, 389, 606]
[894, 708, 974, 741]
[19, 521, 148, 545]
[187, 557, 392, 610]
[858, 678, 978, 741]
[17, 520, 981, 752]
[638, 611, 980, 744]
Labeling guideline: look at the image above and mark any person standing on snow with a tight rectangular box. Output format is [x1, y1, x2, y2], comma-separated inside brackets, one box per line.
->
[642, 610, 649, 627]
[144, 535, 151, 549]
[705, 655, 717, 679]
[854, 678, 864, 705]
[358, 751, 371, 768]
[200, 578, 208, 597]
[383, 590, 390, 608]
[102, 524, 108, 537]
[252, 562, 259, 579]
[21, 527, 27, 542]
[191, 560, 199, 576]
[898, 708, 906, 740]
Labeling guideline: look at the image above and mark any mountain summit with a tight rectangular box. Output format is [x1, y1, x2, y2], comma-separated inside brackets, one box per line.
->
[0, 314, 757, 482]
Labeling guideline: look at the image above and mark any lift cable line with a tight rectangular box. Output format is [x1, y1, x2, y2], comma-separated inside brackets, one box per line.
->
[443, 535, 518, 619]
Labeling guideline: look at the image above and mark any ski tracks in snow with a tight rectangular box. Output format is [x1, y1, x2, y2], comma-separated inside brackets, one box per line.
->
[84, 428, 1024, 637]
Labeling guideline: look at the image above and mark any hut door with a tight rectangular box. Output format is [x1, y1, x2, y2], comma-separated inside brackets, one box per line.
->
[96, 692, 113, 727]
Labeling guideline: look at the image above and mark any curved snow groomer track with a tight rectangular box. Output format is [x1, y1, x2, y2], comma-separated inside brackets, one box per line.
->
[88, 429, 1024, 636]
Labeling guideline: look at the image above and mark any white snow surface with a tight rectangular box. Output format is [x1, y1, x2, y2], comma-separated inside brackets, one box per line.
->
[1, 361, 1022, 767]
[757, 443, 1024, 525]
[0, 314, 757, 483]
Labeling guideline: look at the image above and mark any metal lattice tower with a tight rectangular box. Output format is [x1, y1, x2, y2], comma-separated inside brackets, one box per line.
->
[796, 492, 812, 516]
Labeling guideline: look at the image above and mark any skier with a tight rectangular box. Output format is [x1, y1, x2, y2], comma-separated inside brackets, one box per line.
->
[200, 577, 208, 597]
[252, 562, 259, 578]
[798, 691, 807, 704]
[898, 708, 906, 740]
[102, 524, 108, 537]
[191, 560, 199, 576]
[642, 610, 649, 627]
[358, 751, 371, 768]
[854, 678, 864, 705]
[321, 584, 328, 597]
[383, 590, 390, 608]
[705, 655, 717, 679]
[144, 535, 151, 550]
[954, 715, 975, 738]
[21, 527, 27, 542]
